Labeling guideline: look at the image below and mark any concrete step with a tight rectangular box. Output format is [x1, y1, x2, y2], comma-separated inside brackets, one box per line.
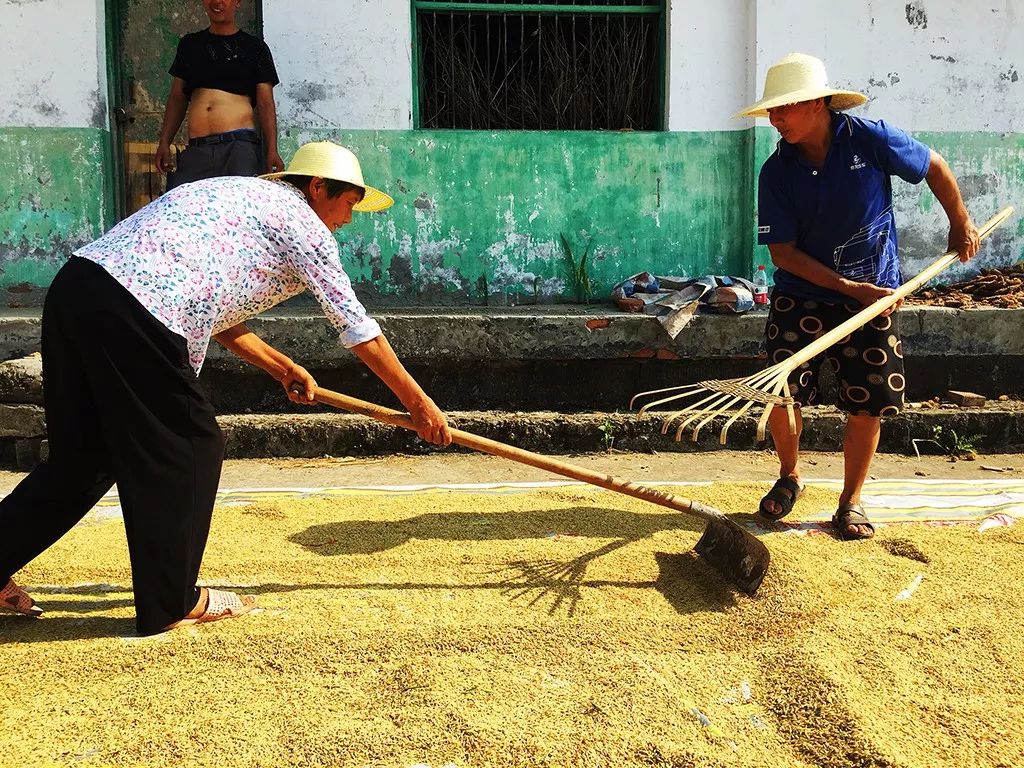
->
[3, 302, 1022, 467]
[2, 305, 1022, 411]
[218, 405, 1024, 458]
[8, 405, 1022, 469]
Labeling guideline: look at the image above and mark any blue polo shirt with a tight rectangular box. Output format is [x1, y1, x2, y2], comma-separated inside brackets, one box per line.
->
[757, 111, 932, 303]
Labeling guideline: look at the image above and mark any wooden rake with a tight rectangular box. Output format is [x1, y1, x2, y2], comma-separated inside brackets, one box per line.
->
[631, 206, 1015, 445]
[302, 386, 771, 596]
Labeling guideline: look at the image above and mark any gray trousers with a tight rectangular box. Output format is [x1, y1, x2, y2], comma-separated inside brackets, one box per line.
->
[167, 129, 263, 190]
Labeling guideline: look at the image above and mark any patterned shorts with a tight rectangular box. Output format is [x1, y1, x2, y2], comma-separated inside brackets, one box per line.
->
[765, 292, 905, 417]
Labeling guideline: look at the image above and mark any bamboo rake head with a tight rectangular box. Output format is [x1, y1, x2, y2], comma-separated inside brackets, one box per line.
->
[630, 359, 801, 444]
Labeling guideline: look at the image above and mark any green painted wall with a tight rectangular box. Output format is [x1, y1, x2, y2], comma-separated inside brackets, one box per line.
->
[281, 129, 754, 304]
[0, 128, 112, 292]
[0, 125, 1019, 303]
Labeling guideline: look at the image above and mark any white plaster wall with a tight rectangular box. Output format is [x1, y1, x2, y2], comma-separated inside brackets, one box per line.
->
[264, 0, 413, 130]
[741, 0, 1023, 132]
[666, 0, 752, 131]
[0, 0, 108, 129]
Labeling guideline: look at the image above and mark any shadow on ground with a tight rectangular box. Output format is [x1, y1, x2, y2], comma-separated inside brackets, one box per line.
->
[288, 505, 718, 555]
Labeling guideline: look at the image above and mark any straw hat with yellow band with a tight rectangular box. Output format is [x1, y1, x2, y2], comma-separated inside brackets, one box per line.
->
[735, 52, 868, 119]
[261, 141, 394, 212]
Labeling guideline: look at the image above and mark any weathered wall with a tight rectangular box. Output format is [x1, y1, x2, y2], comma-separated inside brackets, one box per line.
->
[267, 0, 1023, 299]
[264, 0, 413, 130]
[667, 0, 751, 133]
[281, 129, 751, 303]
[748, 1, 1021, 132]
[0, 0, 1020, 299]
[0, 129, 111, 290]
[264, 0, 758, 299]
[0, 0, 111, 293]
[0, 0, 108, 129]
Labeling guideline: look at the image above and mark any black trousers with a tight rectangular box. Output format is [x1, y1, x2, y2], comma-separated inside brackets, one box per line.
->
[0, 257, 225, 634]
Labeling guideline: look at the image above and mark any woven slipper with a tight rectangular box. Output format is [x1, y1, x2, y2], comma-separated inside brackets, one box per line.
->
[165, 587, 256, 630]
[0, 578, 43, 617]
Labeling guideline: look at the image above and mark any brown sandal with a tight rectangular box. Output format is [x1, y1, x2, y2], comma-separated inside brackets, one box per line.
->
[164, 587, 256, 631]
[832, 501, 876, 541]
[0, 578, 42, 617]
[758, 476, 805, 521]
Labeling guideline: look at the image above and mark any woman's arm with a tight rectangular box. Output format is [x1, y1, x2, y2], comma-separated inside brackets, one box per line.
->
[213, 324, 451, 445]
[213, 323, 317, 404]
[350, 335, 451, 446]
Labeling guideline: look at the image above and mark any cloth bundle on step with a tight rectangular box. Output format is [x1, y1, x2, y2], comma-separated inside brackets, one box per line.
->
[612, 273, 757, 338]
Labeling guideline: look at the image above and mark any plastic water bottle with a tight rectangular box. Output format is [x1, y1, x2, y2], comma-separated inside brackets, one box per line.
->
[753, 264, 770, 308]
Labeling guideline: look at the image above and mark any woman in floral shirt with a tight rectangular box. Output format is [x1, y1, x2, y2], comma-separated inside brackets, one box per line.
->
[0, 141, 450, 635]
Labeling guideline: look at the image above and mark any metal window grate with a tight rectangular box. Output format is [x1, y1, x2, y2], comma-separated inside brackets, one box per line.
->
[413, 0, 664, 130]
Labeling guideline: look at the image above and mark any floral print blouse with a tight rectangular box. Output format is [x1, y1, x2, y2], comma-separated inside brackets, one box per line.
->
[75, 176, 381, 374]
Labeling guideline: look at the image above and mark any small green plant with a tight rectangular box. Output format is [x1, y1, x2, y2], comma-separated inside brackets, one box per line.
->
[598, 415, 617, 452]
[911, 425, 983, 460]
[559, 233, 593, 303]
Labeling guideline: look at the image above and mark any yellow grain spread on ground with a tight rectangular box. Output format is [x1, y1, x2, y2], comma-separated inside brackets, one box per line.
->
[2, 482, 1022, 768]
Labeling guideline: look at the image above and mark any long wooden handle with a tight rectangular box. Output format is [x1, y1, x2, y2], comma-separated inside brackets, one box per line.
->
[310, 386, 726, 523]
[783, 206, 1014, 368]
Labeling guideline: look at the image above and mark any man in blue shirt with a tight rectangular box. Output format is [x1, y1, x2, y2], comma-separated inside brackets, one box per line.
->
[737, 53, 980, 539]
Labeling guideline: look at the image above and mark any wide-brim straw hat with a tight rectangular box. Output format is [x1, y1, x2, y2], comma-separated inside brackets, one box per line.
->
[735, 52, 867, 118]
[262, 141, 394, 212]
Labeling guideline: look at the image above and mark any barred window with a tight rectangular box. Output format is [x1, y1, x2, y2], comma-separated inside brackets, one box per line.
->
[413, 0, 665, 130]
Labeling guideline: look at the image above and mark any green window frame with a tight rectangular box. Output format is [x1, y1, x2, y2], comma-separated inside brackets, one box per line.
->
[411, 0, 666, 130]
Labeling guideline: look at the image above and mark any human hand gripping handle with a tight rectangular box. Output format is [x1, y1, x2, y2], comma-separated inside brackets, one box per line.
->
[845, 282, 902, 317]
[406, 394, 452, 446]
[776, 206, 1014, 371]
[281, 363, 318, 405]
[287, 382, 451, 445]
[845, 209, 991, 317]
[949, 217, 981, 263]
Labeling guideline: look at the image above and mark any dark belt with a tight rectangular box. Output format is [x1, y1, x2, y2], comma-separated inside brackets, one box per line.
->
[187, 129, 260, 147]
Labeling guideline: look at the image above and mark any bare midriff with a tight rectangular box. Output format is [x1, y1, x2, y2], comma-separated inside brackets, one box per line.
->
[187, 88, 256, 138]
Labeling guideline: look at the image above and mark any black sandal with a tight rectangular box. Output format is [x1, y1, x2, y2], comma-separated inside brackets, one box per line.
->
[758, 476, 804, 521]
[831, 501, 876, 540]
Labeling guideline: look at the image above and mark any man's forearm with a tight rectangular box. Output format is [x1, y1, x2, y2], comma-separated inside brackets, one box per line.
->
[925, 150, 970, 226]
[768, 243, 859, 297]
[256, 91, 279, 155]
[259, 111, 278, 156]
